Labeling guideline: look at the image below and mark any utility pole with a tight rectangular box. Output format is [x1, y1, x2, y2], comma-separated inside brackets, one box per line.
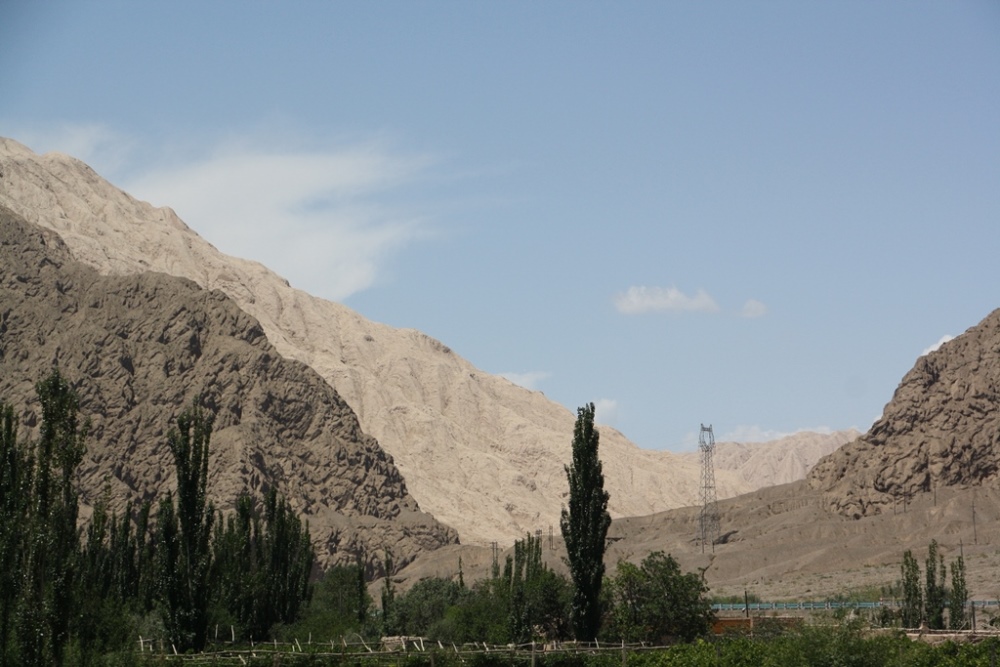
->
[699, 424, 720, 554]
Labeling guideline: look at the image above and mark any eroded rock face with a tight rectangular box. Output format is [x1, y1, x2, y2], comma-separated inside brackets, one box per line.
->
[0, 137, 856, 545]
[808, 309, 1000, 518]
[0, 206, 456, 572]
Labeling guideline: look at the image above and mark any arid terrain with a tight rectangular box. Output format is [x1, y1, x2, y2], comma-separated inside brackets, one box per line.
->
[398, 308, 1000, 602]
[3, 137, 998, 606]
[0, 137, 853, 547]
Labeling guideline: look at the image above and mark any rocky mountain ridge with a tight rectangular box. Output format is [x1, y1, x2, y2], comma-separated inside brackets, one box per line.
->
[0, 204, 456, 571]
[808, 308, 1000, 518]
[403, 313, 1000, 597]
[0, 138, 855, 545]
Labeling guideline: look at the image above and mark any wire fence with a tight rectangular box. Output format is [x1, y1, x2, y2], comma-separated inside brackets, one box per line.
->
[132, 636, 685, 666]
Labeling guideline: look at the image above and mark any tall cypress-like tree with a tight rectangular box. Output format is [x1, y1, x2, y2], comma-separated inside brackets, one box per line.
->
[17, 369, 88, 665]
[212, 488, 314, 640]
[901, 549, 922, 628]
[560, 402, 611, 642]
[949, 552, 968, 630]
[381, 549, 396, 636]
[158, 402, 215, 652]
[0, 403, 28, 660]
[925, 540, 947, 630]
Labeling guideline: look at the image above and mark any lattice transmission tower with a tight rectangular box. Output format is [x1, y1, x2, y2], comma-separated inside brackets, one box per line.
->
[699, 423, 720, 553]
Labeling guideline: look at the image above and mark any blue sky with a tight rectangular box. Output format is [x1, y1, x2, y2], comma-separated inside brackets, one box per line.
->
[2, 2, 998, 450]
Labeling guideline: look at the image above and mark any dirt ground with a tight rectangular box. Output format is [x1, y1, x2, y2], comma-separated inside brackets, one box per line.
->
[396, 479, 1000, 606]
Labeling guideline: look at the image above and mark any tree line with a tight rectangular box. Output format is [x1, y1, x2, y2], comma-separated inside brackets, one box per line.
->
[0, 377, 716, 662]
[0, 369, 314, 665]
[899, 539, 968, 629]
[368, 403, 713, 646]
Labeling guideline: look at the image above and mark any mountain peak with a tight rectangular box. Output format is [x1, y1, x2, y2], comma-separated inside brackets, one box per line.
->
[0, 138, 855, 545]
[809, 308, 1000, 518]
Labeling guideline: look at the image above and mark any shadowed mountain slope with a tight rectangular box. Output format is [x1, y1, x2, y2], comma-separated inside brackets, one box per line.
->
[0, 205, 456, 572]
[0, 138, 854, 545]
[809, 309, 1000, 518]
[398, 308, 1000, 601]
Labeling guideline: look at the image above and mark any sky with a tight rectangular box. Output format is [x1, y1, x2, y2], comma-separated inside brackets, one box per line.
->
[2, 2, 998, 451]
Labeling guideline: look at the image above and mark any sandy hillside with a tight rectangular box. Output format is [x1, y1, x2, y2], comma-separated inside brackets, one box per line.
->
[398, 308, 1000, 603]
[0, 205, 456, 571]
[397, 480, 1000, 603]
[0, 138, 855, 545]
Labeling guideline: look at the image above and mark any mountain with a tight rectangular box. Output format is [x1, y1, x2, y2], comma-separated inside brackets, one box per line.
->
[808, 309, 1000, 518]
[0, 138, 854, 545]
[676, 430, 858, 488]
[402, 312, 1000, 600]
[0, 204, 456, 571]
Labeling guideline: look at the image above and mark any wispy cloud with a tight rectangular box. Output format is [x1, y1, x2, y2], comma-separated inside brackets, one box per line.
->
[123, 140, 436, 301]
[500, 371, 551, 391]
[7, 124, 439, 302]
[740, 298, 767, 318]
[593, 398, 619, 426]
[921, 334, 954, 357]
[614, 286, 719, 315]
[8, 123, 136, 175]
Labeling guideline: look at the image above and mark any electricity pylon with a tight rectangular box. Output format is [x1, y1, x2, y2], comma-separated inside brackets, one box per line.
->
[699, 423, 720, 553]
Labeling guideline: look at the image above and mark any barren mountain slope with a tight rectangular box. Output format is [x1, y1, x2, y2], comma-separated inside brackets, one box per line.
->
[676, 430, 858, 488]
[0, 205, 456, 571]
[400, 479, 1000, 602]
[0, 138, 852, 544]
[809, 309, 1000, 518]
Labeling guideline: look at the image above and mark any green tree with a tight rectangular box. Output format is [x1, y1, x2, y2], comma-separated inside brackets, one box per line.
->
[282, 561, 372, 641]
[608, 561, 647, 643]
[74, 494, 137, 657]
[157, 402, 215, 652]
[560, 402, 611, 642]
[381, 549, 396, 636]
[900, 549, 922, 628]
[393, 577, 464, 638]
[606, 552, 712, 643]
[949, 552, 968, 630]
[498, 533, 570, 642]
[356, 552, 369, 626]
[0, 403, 28, 660]
[212, 489, 314, 640]
[925, 539, 947, 629]
[17, 369, 88, 666]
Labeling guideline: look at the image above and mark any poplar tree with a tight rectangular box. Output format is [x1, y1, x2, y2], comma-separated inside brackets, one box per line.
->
[560, 402, 610, 642]
[949, 553, 968, 630]
[901, 549, 922, 628]
[213, 489, 314, 640]
[158, 402, 215, 652]
[925, 540, 947, 630]
[17, 369, 88, 665]
[0, 403, 27, 660]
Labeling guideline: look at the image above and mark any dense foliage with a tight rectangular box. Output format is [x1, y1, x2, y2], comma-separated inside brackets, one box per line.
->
[1, 370, 88, 665]
[381, 533, 572, 645]
[213, 489, 315, 641]
[36, 627, 1000, 666]
[0, 371, 316, 665]
[899, 541, 968, 630]
[560, 402, 611, 642]
[605, 552, 713, 643]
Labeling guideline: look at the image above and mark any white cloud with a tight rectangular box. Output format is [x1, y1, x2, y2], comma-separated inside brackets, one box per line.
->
[740, 298, 767, 318]
[614, 286, 719, 315]
[8, 123, 136, 175]
[921, 335, 954, 357]
[593, 398, 619, 426]
[500, 371, 551, 391]
[123, 141, 436, 301]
